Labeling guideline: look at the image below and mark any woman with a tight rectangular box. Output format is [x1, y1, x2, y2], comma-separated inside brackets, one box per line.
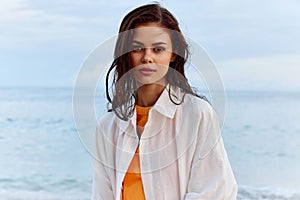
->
[92, 3, 237, 200]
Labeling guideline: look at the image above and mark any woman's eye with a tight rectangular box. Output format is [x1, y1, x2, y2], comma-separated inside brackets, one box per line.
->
[153, 47, 166, 52]
[132, 46, 143, 52]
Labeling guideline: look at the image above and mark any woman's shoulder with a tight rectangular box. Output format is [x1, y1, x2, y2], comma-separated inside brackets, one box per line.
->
[95, 111, 122, 144]
[179, 93, 220, 126]
[96, 111, 116, 131]
[183, 93, 214, 114]
[169, 85, 213, 113]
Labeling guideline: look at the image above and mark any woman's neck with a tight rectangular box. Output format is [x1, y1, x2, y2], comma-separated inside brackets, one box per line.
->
[136, 84, 165, 107]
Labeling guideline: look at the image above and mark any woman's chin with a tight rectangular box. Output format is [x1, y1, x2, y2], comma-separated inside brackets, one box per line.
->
[135, 78, 167, 88]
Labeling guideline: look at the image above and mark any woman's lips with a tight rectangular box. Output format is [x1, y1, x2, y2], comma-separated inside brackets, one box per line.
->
[139, 68, 156, 75]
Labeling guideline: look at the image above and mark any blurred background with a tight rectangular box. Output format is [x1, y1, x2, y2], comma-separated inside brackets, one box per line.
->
[1, 0, 300, 199]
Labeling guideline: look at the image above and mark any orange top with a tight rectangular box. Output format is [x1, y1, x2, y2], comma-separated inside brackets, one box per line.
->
[122, 105, 151, 200]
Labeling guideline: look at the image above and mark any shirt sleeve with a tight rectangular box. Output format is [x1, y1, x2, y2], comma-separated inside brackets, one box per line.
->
[92, 123, 115, 200]
[185, 107, 238, 200]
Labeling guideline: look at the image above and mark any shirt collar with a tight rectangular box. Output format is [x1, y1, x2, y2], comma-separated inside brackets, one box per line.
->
[151, 84, 181, 119]
[116, 84, 182, 135]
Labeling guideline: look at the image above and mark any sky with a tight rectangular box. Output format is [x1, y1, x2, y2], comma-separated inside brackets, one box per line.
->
[1, 0, 300, 91]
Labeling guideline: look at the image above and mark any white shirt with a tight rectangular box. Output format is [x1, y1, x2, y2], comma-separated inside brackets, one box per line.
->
[92, 86, 238, 200]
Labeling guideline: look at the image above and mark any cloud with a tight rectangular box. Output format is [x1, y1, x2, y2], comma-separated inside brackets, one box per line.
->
[218, 54, 300, 91]
[1, 0, 300, 88]
[1, 0, 299, 56]
[0, 0, 116, 51]
[170, 0, 300, 61]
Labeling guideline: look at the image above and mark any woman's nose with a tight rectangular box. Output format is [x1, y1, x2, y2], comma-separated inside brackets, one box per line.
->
[141, 48, 153, 64]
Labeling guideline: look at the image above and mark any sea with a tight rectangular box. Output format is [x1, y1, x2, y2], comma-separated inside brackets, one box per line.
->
[0, 87, 300, 200]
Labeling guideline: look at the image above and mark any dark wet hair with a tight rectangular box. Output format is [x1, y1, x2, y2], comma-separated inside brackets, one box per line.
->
[106, 3, 206, 120]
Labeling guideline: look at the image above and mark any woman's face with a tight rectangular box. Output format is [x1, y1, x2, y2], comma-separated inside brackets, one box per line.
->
[130, 23, 175, 86]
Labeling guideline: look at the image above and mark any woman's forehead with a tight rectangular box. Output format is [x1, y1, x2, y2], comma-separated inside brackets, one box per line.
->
[132, 25, 172, 45]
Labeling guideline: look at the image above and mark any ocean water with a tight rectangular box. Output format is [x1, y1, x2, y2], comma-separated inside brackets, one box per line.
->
[0, 87, 299, 200]
[0, 87, 91, 200]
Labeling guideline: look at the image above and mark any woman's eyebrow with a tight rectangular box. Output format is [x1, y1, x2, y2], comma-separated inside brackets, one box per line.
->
[132, 40, 167, 46]
[132, 40, 143, 45]
[152, 42, 167, 46]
